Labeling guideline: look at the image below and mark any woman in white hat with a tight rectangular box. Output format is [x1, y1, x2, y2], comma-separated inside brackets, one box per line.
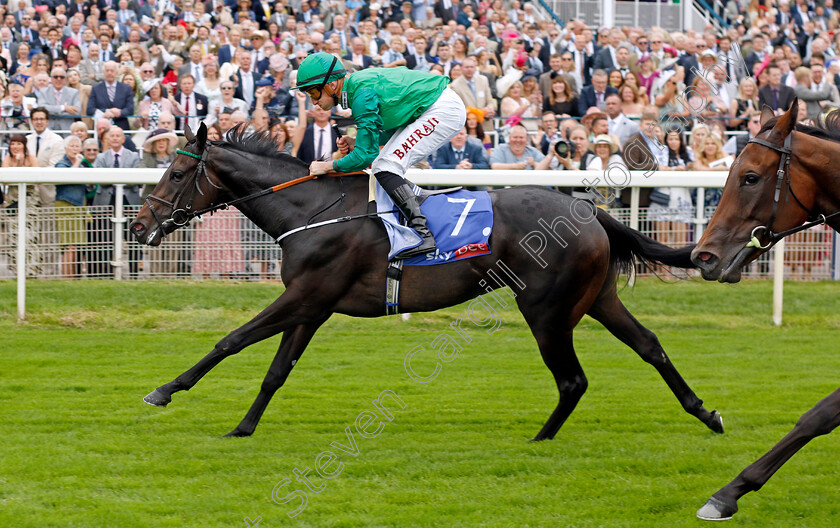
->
[135, 81, 176, 131]
[587, 134, 627, 207]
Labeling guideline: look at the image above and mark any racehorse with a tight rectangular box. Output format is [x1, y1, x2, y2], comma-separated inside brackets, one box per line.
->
[693, 100, 840, 520]
[129, 122, 724, 442]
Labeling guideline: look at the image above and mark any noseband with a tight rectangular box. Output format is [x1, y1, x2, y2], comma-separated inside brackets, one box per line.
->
[744, 134, 835, 249]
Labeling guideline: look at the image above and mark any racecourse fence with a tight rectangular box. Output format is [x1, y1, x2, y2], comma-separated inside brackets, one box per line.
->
[2, 169, 837, 319]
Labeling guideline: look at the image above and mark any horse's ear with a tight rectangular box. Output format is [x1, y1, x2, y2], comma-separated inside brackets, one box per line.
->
[772, 97, 799, 138]
[760, 105, 775, 127]
[196, 122, 207, 152]
[184, 124, 195, 143]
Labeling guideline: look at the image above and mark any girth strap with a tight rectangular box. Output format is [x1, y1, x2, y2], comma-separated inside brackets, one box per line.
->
[385, 260, 404, 315]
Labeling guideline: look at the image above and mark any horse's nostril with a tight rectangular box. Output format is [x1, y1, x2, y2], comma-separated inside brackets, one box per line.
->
[130, 222, 145, 234]
[698, 252, 714, 262]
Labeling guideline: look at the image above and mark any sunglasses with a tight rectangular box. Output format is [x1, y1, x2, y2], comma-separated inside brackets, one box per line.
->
[141, 69, 154, 73]
[52, 75, 65, 79]
[651, 40, 662, 44]
[85, 148, 99, 151]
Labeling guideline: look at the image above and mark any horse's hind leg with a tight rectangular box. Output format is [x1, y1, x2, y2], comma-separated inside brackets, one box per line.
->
[587, 283, 724, 434]
[224, 318, 328, 437]
[530, 327, 587, 442]
[697, 387, 840, 521]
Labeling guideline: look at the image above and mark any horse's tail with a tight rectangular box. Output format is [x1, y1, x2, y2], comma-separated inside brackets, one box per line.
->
[594, 208, 695, 274]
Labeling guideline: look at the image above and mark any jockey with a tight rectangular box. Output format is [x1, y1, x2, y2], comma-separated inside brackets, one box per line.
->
[295, 52, 467, 259]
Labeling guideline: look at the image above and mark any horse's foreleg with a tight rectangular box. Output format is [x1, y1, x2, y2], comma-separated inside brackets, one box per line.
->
[697, 387, 840, 521]
[588, 289, 724, 434]
[224, 318, 328, 437]
[143, 290, 322, 407]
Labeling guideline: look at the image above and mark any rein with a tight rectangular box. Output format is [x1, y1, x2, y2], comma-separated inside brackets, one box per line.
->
[144, 144, 372, 244]
[744, 135, 840, 249]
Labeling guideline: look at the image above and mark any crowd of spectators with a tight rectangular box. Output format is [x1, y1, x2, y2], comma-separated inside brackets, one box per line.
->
[2, 0, 840, 275]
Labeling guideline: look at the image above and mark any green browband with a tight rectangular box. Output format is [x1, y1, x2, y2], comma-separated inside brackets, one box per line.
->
[176, 149, 201, 160]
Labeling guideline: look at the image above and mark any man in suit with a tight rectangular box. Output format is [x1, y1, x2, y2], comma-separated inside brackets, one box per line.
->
[539, 53, 567, 96]
[759, 64, 797, 112]
[170, 73, 209, 132]
[178, 45, 206, 84]
[578, 69, 617, 115]
[450, 57, 496, 118]
[605, 93, 638, 149]
[91, 125, 141, 276]
[570, 37, 593, 87]
[233, 49, 259, 109]
[344, 37, 374, 70]
[434, 0, 460, 24]
[217, 27, 242, 65]
[296, 104, 339, 165]
[78, 43, 106, 85]
[185, 25, 219, 58]
[26, 107, 65, 206]
[432, 127, 489, 169]
[405, 35, 434, 71]
[744, 33, 769, 76]
[36, 67, 81, 131]
[538, 27, 562, 72]
[811, 62, 840, 105]
[325, 14, 357, 54]
[593, 27, 622, 72]
[86, 61, 134, 130]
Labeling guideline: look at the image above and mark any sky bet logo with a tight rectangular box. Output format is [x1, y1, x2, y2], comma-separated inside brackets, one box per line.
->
[425, 243, 490, 261]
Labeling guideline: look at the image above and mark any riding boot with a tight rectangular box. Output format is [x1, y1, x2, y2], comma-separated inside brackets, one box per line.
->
[389, 183, 437, 259]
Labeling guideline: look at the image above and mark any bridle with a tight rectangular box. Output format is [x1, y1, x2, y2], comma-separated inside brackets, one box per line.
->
[743, 134, 839, 249]
[143, 145, 220, 242]
[142, 140, 373, 244]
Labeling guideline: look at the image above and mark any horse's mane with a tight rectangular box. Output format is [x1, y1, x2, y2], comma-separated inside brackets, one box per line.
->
[217, 124, 310, 169]
[757, 108, 840, 144]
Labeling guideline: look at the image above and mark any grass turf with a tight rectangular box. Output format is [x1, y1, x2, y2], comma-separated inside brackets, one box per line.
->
[0, 278, 838, 527]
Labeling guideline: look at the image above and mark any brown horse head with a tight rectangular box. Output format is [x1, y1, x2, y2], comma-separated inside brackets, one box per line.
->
[691, 98, 828, 282]
[129, 123, 217, 246]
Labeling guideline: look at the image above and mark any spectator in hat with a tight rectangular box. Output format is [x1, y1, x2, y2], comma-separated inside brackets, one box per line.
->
[135, 80, 175, 130]
[139, 127, 178, 170]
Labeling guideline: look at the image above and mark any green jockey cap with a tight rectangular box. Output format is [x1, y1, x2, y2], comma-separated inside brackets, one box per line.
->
[295, 52, 347, 92]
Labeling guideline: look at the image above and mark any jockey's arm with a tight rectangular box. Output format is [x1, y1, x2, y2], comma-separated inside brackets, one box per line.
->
[333, 88, 384, 173]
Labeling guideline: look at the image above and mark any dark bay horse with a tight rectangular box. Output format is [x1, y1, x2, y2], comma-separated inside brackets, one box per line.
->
[129, 123, 724, 442]
[693, 101, 840, 520]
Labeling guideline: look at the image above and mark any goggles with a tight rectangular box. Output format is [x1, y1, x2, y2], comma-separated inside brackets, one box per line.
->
[303, 85, 322, 100]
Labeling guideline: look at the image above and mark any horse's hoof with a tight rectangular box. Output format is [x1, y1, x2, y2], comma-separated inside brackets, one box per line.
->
[707, 410, 724, 434]
[222, 428, 252, 438]
[143, 389, 171, 407]
[696, 496, 737, 521]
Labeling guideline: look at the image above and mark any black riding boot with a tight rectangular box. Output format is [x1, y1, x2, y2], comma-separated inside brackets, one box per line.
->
[389, 183, 436, 259]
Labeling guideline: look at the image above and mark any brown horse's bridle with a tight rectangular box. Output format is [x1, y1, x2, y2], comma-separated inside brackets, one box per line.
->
[744, 134, 839, 249]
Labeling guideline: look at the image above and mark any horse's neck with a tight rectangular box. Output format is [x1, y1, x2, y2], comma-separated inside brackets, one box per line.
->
[221, 157, 369, 238]
[797, 134, 840, 220]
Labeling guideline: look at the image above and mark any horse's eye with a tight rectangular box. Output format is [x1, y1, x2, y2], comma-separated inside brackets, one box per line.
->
[743, 174, 759, 186]
[171, 171, 185, 182]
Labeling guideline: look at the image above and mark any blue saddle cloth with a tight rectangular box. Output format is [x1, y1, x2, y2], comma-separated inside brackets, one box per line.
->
[399, 189, 494, 266]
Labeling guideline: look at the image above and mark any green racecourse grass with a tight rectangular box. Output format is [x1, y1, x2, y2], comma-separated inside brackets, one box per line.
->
[1, 278, 839, 528]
